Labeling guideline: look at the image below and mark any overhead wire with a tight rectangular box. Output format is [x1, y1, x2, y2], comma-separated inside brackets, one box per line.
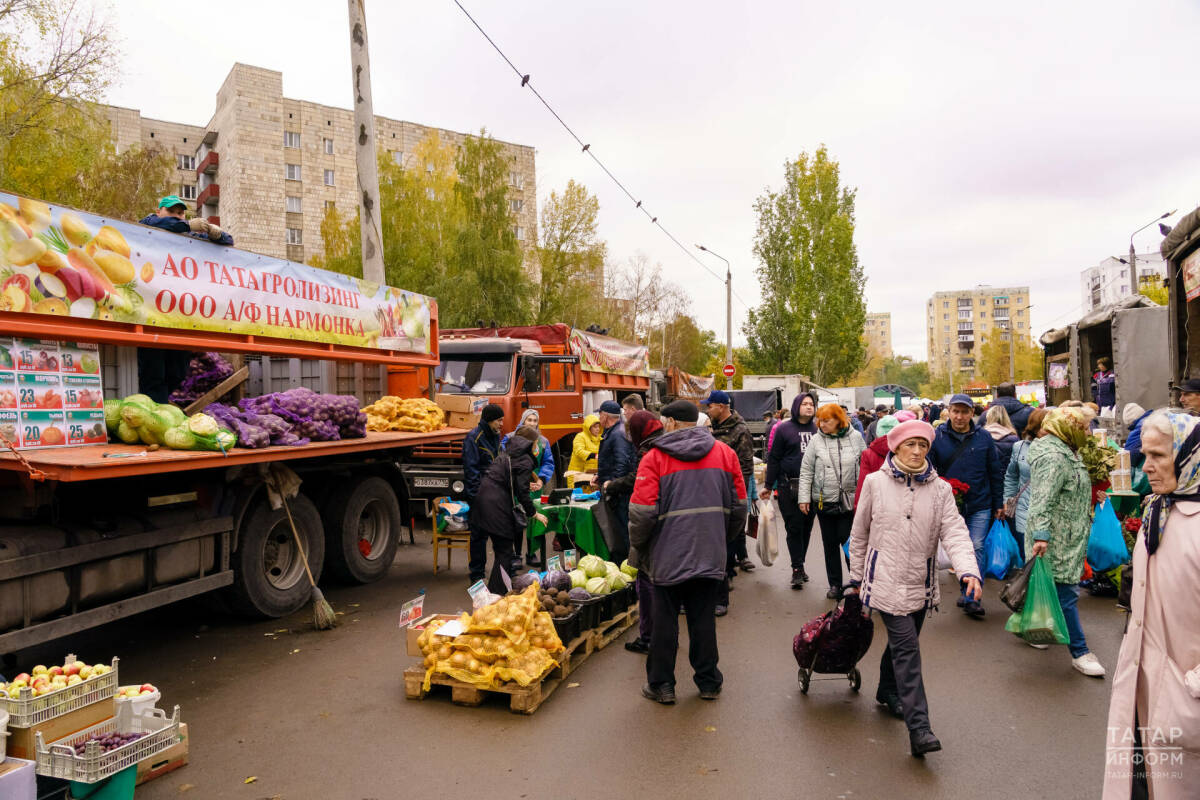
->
[450, 0, 747, 303]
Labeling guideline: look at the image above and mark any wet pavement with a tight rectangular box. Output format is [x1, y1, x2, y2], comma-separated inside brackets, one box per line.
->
[17, 529, 1121, 800]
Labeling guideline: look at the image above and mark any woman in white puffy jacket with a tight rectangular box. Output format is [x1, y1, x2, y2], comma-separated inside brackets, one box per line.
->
[798, 404, 865, 599]
[847, 419, 982, 759]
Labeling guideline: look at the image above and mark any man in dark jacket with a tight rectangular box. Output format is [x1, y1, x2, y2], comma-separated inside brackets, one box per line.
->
[989, 382, 1032, 437]
[706, 390, 755, 613]
[929, 394, 1004, 619]
[629, 400, 746, 704]
[597, 399, 636, 564]
[139, 195, 235, 245]
[761, 392, 818, 589]
[463, 405, 504, 501]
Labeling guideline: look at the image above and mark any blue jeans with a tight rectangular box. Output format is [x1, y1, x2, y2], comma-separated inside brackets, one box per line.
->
[1055, 582, 1089, 658]
[961, 508, 991, 597]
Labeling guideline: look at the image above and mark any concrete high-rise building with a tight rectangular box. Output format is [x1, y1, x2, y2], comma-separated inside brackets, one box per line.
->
[1080, 253, 1166, 312]
[865, 312, 893, 359]
[103, 63, 538, 270]
[926, 286, 1031, 384]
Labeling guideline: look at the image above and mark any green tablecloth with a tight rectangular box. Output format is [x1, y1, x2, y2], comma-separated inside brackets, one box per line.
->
[526, 499, 609, 560]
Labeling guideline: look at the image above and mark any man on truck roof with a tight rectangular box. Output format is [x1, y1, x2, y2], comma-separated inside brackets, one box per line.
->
[140, 195, 234, 246]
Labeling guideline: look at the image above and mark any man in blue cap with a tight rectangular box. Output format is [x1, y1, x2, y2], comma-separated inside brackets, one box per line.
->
[597, 399, 636, 564]
[929, 393, 1004, 618]
[705, 389, 756, 615]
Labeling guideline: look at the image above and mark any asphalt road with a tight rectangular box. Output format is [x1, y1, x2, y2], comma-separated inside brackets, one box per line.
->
[18, 528, 1124, 800]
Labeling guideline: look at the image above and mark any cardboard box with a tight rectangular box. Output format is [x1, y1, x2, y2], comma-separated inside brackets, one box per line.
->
[0, 757, 36, 799]
[435, 394, 487, 415]
[446, 411, 479, 429]
[406, 613, 459, 657]
[6, 697, 115, 761]
[135, 722, 188, 786]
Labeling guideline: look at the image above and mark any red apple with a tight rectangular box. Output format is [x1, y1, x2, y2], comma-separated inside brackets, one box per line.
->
[13, 672, 30, 684]
[139, 683, 155, 693]
[63, 662, 82, 677]
[48, 666, 64, 677]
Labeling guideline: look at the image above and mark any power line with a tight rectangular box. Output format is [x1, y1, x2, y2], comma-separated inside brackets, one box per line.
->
[450, 0, 748, 304]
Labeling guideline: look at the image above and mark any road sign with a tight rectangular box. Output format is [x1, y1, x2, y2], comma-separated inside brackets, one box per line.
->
[722, 363, 736, 378]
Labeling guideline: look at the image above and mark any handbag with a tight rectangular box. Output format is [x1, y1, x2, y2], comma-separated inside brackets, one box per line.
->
[1000, 557, 1036, 612]
[756, 497, 781, 566]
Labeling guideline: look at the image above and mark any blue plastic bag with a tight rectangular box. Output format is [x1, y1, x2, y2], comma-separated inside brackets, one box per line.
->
[984, 519, 1020, 579]
[1087, 499, 1129, 572]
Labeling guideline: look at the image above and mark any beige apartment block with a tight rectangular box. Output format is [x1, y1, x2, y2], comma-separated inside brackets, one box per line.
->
[865, 312, 893, 359]
[926, 286, 1031, 384]
[103, 63, 538, 273]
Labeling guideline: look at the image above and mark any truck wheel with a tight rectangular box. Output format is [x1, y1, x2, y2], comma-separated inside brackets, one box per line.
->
[322, 477, 402, 584]
[228, 493, 325, 618]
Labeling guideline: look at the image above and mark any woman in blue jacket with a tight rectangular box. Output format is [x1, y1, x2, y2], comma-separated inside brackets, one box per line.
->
[501, 409, 556, 565]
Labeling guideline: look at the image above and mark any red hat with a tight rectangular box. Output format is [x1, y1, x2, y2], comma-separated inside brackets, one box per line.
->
[887, 419, 934, 452]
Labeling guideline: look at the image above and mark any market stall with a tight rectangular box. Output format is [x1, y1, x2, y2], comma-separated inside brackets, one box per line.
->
[526, 497, 609, 562]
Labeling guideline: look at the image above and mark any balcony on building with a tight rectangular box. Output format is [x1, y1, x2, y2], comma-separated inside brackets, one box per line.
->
[196, 183, 219, 207]
[197, 150, 219, 176]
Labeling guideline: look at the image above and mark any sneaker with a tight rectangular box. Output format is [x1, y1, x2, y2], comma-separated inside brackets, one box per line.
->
[910, 729, 942, 757]
[791, 569, 805, 590]
[955, 596, 966, 608]
[715, 605, 728, 617]
[738, 558, 756, 572]
[799, 569, 810, 584]
[825, 586, 843, 600]
[963, 601, 986, 619]
[699, 687, 721, 700]
[1026, 640, 1049, 650]
[624, 637, 650, 654]
[875, 692, 904, 719]
[641, 683, 676, 705]
[1072, 652, 1106, 678]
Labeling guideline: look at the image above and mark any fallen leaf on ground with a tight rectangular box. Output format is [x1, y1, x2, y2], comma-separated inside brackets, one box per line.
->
[704, 725, 716, 732]
[243, 776, 257, 784]
[290, 649, 300, 654]
[177, 784, 194, 793]
[567, 682, 580, 688]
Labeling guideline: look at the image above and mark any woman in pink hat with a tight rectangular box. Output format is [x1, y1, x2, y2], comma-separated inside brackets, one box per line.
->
[847, 419, 982, 758]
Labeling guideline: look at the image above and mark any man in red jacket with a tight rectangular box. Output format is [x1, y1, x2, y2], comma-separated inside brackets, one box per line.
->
[629, 400, 747, 704]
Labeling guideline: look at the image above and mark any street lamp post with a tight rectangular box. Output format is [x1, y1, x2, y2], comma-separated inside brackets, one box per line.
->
[1129, 210, 1177, 298]
[696, 245, 733, 390]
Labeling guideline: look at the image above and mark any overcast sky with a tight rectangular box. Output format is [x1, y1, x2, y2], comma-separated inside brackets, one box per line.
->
[103, 0, 1200, 362]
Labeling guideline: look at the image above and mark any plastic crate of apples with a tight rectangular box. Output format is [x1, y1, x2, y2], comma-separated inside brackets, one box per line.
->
[0, 655, 118, 727]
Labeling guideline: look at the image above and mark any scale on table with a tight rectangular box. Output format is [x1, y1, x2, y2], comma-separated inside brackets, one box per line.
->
[546, 488, 574, 506]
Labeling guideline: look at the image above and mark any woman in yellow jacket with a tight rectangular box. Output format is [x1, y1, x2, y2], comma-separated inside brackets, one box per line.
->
[567, 414, 602, 487]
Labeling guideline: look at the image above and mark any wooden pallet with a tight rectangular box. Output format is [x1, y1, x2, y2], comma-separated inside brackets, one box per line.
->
[592, 604, 639, 651]
[403, 633, 592, 715]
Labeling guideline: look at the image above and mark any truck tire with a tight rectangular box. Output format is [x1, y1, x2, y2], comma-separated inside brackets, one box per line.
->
[321, 477, 402, 584]
[228, 493, 325, 618]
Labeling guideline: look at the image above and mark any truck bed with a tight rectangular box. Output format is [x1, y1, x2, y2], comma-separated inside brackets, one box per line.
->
[0, 428, 469, 482]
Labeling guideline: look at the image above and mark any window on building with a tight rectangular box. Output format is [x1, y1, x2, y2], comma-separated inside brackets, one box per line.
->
[179, 184, 196, 200]
[425, 187, 436, 200]
[943, 301, 949, 308]
[286, 163, 301, 181]
[943, 313, 949, 320]
[1017, 322, 1025, 329]
[1017, 309, 1024, 316]
[391, 150, 403, 165]
[324, 169, 335, 186]
[324, 138, 334, 155]
[994, 296, 1008, 305]
[325, 200, 336, 212]
[286, 228, 302, 245]
[177, 154, 195, 171]
[979, 299, 986, 306]
[286, 196, 302, 213]
[284, 131, 300, 148]
[426, 162, 434, 174]
[512, 225, 525, 241]
[981, 312, 987, 319]
[510, 172, 524, 189]
[958, 322, 973, 331]
[511, 199, 524, 213]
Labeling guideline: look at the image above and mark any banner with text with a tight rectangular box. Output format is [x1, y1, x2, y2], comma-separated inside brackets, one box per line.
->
[0, 193, 433, 353]
[568, 328, 649, 377]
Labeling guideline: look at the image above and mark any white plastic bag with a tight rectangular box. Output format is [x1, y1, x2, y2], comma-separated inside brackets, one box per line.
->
[756, 498, 782, 566]
[937, 542, 952, 571]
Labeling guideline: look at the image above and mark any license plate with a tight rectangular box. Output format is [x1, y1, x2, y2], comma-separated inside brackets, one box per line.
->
[413, 477, 448, 488]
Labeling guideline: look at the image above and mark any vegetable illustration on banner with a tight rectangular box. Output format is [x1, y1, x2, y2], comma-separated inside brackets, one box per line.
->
[0, 192, 433, 353]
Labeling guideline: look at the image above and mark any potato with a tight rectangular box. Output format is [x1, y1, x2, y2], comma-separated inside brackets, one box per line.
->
[17, 198, 51, 232]
[92, 252, 135, 284]
[93, 226, 129, 257]
[36, 249, 66, 272]
[59, 213, 92, 246]
[7, 238, 46, 266]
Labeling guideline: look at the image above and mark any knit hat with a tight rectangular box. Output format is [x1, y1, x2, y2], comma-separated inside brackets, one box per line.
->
[894, 410, 917, 423]
[661, 399, 699, 422]
[875, 415, 899, 437]
[1122, 403, 1146, 427]
[481, 404, 504, 424]
[887, 419, 935, 452]
[598, 400, 622, 415]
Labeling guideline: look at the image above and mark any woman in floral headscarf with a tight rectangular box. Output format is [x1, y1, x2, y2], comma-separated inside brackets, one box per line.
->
[1026, 407, 1104, 676]
[1102, 411, 1200, 800]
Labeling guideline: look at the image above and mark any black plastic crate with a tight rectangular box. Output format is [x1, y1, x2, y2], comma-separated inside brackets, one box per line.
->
[570, 596, 603, 630]
[551, 609, 582, 644]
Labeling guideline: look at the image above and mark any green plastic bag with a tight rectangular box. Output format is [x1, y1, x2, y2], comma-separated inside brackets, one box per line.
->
[1003, 556, 1069, 645]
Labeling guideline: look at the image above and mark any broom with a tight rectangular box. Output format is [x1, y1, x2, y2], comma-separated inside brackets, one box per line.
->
[279, 492, 338, 630]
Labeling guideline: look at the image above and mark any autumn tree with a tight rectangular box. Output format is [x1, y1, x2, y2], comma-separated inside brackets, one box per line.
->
[743, 146, 866, 384]
[646, 313, 721, 374]
[702, 347, 750, 389]
[975, 331, 1043, 386]
[535, 179, 606, 326]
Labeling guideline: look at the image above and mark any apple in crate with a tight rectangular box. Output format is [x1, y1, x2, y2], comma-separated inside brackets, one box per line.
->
[31, 665, 48, 676]
[48, 666, 64, 677]
[63, 662, 82, 677]
[13, 672, 30, 685]
[66, 675, 82, 686]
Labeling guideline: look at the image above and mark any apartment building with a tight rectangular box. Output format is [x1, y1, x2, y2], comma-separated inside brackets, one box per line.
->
[1080, 253, 1166, 312]
[104, 63, 538, 270]
[864, 312, 893, 359]
[926, 286, 1031, 382]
